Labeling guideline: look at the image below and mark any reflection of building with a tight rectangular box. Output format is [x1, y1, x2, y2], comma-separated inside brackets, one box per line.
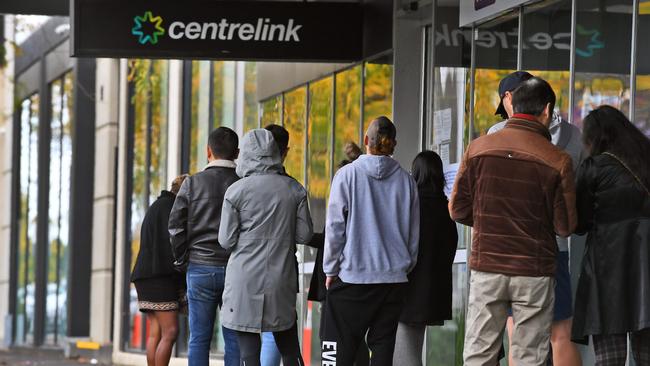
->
[0, 0, 649, 364]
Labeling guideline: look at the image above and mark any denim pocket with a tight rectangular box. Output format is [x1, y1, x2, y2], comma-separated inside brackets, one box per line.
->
[187, 272, 216, 301]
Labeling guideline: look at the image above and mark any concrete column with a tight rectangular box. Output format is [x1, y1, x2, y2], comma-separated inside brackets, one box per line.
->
[167, 60, 183, 181]
[0, 15, 15, 349]
[89, 58, 120, 345]
[392, 11, 424, 169]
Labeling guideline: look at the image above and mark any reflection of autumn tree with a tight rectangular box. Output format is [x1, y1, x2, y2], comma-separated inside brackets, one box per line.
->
[335, 66, 362, 166]
[364, 63, 393, 133]
[283, 87, 307, 184]
[128, 59, 169, 271]
[244, 63, 259, 132]
[308, 78, 333, 199]
[473, 69, 514, 137]
[262, 96, 281, 126]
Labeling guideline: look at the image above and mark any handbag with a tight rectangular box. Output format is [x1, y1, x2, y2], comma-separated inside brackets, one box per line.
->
[603, 152, 650, 196]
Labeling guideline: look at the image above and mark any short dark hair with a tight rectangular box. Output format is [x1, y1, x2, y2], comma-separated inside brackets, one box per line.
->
[208, 127, 239, 160]
[511, 77, 556, 117]
[366, 116, 397, 155]
[264, 124, 289, 156]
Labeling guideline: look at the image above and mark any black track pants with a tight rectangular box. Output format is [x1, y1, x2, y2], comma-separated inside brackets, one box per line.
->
[236, 322, 304, 366]
[321, 279, 407, 366]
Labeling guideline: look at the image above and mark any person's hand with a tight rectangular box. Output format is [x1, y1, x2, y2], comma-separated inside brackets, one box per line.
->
[325, 276, 338, 289]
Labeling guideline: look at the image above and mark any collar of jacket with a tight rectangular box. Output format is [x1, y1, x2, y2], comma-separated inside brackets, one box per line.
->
[506, 114, 552, 141]
[204, 159, 237, 171]
[160, 190, 175, 199]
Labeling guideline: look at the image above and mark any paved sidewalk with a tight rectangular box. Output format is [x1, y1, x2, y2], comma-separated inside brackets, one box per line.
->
[0, 348, 112, 366]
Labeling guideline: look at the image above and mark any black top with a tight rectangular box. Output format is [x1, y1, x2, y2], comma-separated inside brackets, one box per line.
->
[400, 188, 458, 325]
[169, 166, 240, 267]
[572, 154, 650, 342]
[131, 190, 177, 282]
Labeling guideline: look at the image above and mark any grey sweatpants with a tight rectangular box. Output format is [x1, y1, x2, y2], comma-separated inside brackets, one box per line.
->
[392, 322, 426, 366]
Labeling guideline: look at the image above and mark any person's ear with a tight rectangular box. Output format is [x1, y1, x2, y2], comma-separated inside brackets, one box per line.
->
[364, 135, 369, 147]
[207, 145, 213, 160]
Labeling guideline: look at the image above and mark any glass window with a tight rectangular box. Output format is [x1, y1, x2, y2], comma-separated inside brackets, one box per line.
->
[261, 95, 282, 127]
[363, 55, 394, 134]
[45, 72, 74, 345]
[283, 87, 307, 184]
[425, 264, 468, 366]
[189, 60, 211, 173]
[126, 59, 169, 351]
[16, 94, 39, 345]
[574, 0, 633, 128]
[334, 66, 362, 169]
[636, 1, 650, 136]
[473, 13, 519, 138]
[522, 1, 572, 120]
[243, 62, 259, 132]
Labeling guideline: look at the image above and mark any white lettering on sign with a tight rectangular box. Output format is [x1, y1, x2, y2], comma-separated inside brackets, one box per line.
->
[167, 18, 303, 42]
[322, 341, 337, 365]
[435, 24, 573, 52]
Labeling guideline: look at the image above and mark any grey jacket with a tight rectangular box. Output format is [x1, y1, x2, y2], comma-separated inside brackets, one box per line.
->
[218, 129, 313, 333]
[488, 113, 584, 251]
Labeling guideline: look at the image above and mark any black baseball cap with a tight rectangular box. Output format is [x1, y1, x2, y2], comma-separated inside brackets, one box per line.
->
[495, 71, 534, 118]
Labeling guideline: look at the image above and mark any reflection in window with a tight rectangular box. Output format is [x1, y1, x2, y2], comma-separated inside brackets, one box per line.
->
[244, 63, 259, 132]
[334, 66, 362, 168]
[189, 61, 211, 174]
[45, 72, 73, 345]
[636, 3, 650, 136]
[472, 13, 519, 138]
[307, 77, 333, 229]
[363, 57, 393, 134]
[283, 87, 307, 184]
[127, 59, 169, 351]
[261, 95, 282, 127]
[16, 94, 39, 345]
[574, 0, 633, 128]
[522, 1, 572, 120]
[425, 264, 468, 366]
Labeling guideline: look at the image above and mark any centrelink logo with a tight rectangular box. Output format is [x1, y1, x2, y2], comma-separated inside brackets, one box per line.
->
[132, 11, 165, 45]
[132, 11, 303, 45]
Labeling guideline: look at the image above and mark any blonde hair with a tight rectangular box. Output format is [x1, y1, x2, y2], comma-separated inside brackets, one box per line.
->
[171, 174, 189, 195]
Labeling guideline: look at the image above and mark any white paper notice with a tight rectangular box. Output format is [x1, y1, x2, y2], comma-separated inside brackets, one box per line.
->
[444, 163, 460, 198]
[433, 108, 453, 145]
[440, 143, 450, 166]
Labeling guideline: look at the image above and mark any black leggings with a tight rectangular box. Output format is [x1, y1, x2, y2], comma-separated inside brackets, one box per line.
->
[236, 322, 304, 366]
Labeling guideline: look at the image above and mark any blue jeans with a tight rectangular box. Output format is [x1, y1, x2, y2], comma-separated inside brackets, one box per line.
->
[187, 263, 240, 366]
[260, 332, 281, 366]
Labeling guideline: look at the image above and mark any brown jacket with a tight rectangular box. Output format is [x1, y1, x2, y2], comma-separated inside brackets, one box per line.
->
[449, 115, 577, 277]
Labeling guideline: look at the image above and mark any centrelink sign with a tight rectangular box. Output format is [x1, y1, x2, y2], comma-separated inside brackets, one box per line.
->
[72, 0, 363, 62]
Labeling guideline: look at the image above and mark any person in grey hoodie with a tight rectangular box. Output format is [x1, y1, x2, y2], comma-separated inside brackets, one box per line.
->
[218, 129, 313, 366]
[321, 116, 420, 366]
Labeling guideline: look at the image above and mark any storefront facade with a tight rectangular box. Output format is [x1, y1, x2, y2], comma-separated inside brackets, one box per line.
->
[1, 0, 649, 365]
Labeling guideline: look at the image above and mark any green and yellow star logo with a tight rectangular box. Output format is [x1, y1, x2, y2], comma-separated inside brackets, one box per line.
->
[132, 11, 165, 45]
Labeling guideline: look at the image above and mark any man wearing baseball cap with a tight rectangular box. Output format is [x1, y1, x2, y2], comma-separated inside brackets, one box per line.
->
[489, 71, 583, 366]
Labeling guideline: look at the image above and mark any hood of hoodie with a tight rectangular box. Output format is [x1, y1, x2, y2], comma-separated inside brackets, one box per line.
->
[236, 129, 283, 178]
[354, 154, 401, 180]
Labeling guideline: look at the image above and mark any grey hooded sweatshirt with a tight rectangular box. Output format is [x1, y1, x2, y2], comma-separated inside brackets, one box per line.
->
[218, 129, 313, 333]
[324, 154, 420, 284]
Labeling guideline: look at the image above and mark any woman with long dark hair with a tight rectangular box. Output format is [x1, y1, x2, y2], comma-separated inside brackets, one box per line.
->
[572, 105, 650, 365]
[393, 151, 458, 366]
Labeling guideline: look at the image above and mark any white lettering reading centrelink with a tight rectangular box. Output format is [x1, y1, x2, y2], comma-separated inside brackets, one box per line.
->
[168, 18, 302, 42]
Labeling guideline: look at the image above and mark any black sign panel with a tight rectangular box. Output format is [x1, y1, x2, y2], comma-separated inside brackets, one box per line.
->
[71, 0, 363, 62]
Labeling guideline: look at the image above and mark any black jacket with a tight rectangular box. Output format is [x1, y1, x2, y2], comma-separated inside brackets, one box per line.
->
[400, 188, 458, 325]
[131, 191, 177, 281]
[572, 154, 650, 342]
[169, 165, 239, 267]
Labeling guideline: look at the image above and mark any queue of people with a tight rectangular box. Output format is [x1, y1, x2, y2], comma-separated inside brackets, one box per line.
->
[130, 72, 650, 366]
